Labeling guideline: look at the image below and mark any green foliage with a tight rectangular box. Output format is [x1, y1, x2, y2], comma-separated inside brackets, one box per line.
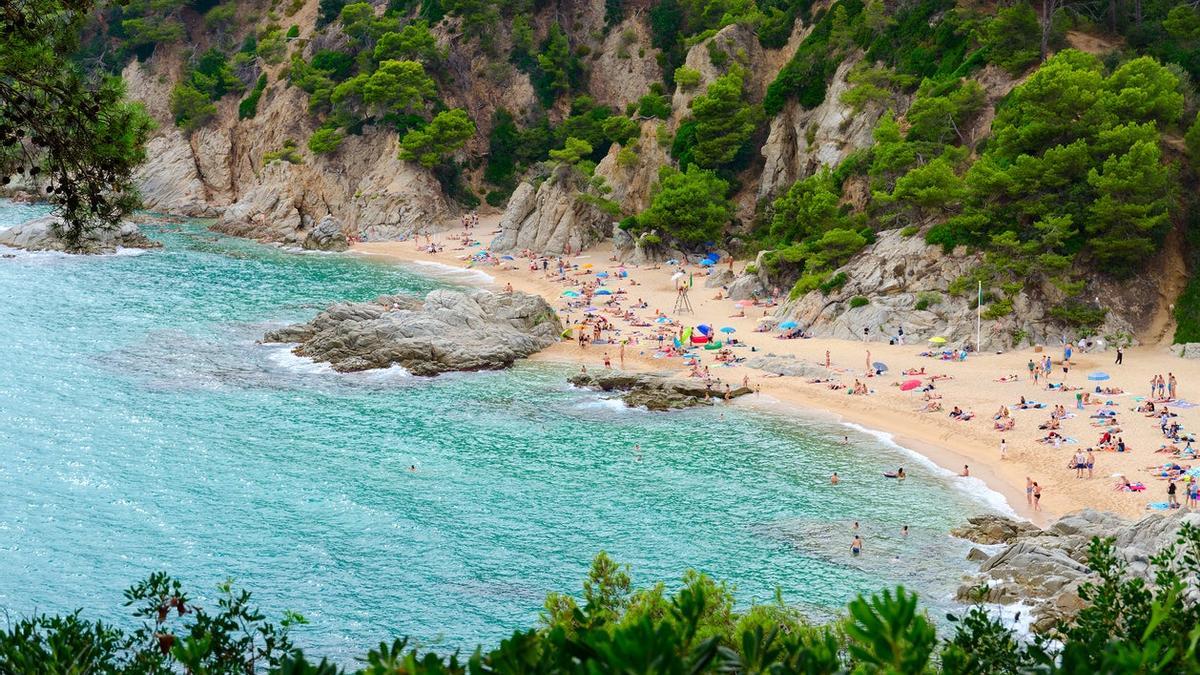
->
[286, 24, 300, 39]
[601, 115, 640, 146]
[1188, 111, 1200, 170]
[637, 90, 673, 118]
[684, 67, 763, 171]
[170, 82, 217, 130]
[819, 271, 848, 293]
[914, 291, 940, 311]
[307, 126, 344, 154]
[904, 77, 985, 145]
[317, 0, 347, 27]
[535, 25, 581, 102]
[0, 0, 154, 245]
[374, 21, 442, 64]
[549, 136, 595, 168]
[263, 138, 304, 164]
[361, 59, 436, 115]
[768, 168, 849, 245]
[399, 108, 475, 167]
[848, 295, 869, 308]
[636, 165, 733, 245]
[12, 526, 1200, 673]
[891, 155, 965, 214]
[674, 65, 702, 89]
[238, 74, 268, 120]
[983, 3, 1041, 75]
[443, 0, 500, 39]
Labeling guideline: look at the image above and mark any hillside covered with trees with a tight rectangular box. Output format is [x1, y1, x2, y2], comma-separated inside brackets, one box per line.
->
[8, 0, 1200, 344]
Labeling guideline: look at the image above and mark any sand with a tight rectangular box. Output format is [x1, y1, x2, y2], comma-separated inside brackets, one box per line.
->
[354, 218, 1200, 524]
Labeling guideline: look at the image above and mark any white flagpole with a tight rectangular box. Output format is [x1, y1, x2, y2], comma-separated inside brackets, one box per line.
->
[977, 281, 982, 353]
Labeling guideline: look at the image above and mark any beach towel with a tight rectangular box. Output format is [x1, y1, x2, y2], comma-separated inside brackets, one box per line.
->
[1146, 502, 1172, 510]
[1173, 400, 1200, 409]
[1063, 437, 1080, 445]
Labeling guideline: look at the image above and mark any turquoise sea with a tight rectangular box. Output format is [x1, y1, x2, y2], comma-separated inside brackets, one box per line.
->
[0, 202, 1005, 661]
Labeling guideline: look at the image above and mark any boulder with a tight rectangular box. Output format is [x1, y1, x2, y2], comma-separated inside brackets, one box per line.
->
[743, 355, 833, 379]
[1178, 343, 1200, 359]
[491, 168, 614, 254]
[727, 273, 767, 300]
[0, 215, 161, 254]
[569, 371, 751, 411]
[263, 290, 562, 375]
[950, 514, 1041, 545]
[303, 215, 349, 252]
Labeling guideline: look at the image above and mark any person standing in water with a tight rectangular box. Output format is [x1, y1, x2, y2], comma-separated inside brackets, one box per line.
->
[901, 525, 909, 536]
[830, 472, 840, 485]
[851, 535, 863, 556]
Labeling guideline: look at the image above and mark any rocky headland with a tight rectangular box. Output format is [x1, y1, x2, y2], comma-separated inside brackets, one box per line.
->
[953, 509, 1200, 633]
[568, 371, 752, 410]
[263, 289, 561, 376]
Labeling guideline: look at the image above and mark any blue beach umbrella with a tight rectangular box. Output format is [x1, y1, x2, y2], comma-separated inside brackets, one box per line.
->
[595, 289, 612, 295]
[873, 362, 888, 373]
[699, 259, 715, 266]
[720, 326, 736, 334]
[596, 271, 610, 278]
[501, 255, 515, 260]
[562, 290, 580, 297]
[656, 316, 670, 323]
[1088, 372, 1111, 381]
[779, 321, 798, 330]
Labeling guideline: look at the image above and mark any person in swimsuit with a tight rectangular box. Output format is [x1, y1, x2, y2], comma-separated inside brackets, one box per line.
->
[830, 472, 840, 485]
[1026, 477, 1033, 506]
[851, 535, 863, 556]
[1032, 482, 1042, 511]
[901, 525, 909, 536]
[896, 467, 906, 481]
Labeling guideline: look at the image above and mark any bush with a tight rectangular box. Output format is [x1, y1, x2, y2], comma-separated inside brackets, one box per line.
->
[485, 189, 509, 207]
[307, 127, 344, 154]
[899, 225, 919, 237]
[170, 83, 216, 131]
[818, 271, 848, 294]
[263, 139, 304, 164]
[286, 24, 300, 38]
[237, 74, 268, 120]
[849, 295, 869, 308]
[674, 66, 702, 89]
[914, 291, 941, 311]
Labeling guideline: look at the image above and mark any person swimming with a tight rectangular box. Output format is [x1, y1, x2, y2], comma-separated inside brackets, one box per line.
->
[851, 535, 863, 556]
[901, 525, 909, 536]
[896, 467, 906, 481]
[831, 472, 840, 485]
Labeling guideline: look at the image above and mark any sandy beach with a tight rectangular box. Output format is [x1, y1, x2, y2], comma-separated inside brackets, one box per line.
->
[355, 217, 1200, 524]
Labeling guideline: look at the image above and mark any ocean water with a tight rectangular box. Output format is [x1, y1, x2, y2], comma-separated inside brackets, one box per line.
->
[0, 202, 1001, 660]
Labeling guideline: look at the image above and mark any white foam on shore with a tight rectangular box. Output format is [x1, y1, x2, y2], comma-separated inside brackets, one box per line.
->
[406, 260, 495, 285]
[574, 396, 644, 413]
[0, 244, 149, 259]
[842, 422, 1020, 519]
[264, 344, 335, 375]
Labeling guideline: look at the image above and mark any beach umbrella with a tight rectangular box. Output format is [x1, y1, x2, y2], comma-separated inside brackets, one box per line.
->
[594, 289, 612, 295]
[929, 336, 947, 344]
[500, 255, 514, 260]
[1088, 372, 1111, 381]
[562, 290, 580, 297]
[671, 271, 685, 281]
[583, 263, 593, 269]
[779, 320, 798, 330]
[873, 361, 888, 373]
[596, 271, 609, 278]
[656, 316, 670, 323]
[900, 379, 921, 391]
[699, 259, 715, 266]
[584, 306, 599, 312]
[720, 326, 736, 334]
[666, 259, 679, 265]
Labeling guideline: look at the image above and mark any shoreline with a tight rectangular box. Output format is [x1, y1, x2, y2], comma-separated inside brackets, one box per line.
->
[355, 223, 1200, 525]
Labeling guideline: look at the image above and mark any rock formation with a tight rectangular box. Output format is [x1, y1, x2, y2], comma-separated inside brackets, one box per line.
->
[263, 289, 562, 375]
[954, 509, 1200, 632]
[569, 371, 752, 410]
[491, 166, 615, 254]
[0, 215, 161, 254]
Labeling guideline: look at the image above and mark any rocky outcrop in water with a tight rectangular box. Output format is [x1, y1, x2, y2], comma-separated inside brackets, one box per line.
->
[0, 215, 160, 254]
[569, 371, 751, 410]
[955, 509, 1200, 633]
[264, 289, 562, 375]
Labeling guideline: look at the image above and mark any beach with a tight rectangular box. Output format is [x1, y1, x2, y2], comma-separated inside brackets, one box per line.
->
[357, 218, 1200, 524]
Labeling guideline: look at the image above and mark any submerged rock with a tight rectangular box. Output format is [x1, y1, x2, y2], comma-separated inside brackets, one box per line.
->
[263, 289, 562, 376]
[0, 215, 160, 254]
[569, 371, 751, 410]
[951, 514, 1041, 545]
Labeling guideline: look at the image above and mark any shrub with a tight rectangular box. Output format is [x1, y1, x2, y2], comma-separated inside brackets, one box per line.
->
[673, 66, 702, 89]
[307, 127, 344, 154]
[286, 24, 300, 38]
[485, 189, 509, 207]
[980, 297, 1013, 320]
[818, 271, 848, 294]
[237, 74, 268, 120]
[899, 225, 919, 237]
[263, 139, 304, 164]
[914, 291, 941, 311]
[849, 295, 869, 308]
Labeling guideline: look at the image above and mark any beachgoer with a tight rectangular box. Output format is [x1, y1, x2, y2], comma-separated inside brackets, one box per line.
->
[603, 353, 611, 369]
[1026, 477, 1033, 506]
[1086, 449, 1095, 479]
[409, 465, 416, 471]
[960, 465, 970, 477]
[1033, 482, 1042, 511]
[896, 467, 907, 481]
[1115, 346, 1123, 365]
[852, 521, 859, 531]
[1000, 438, 1007, 460]
[1168, 480, 1179, 508]
[851, 535, 863, 556]
[901, 525, 909, 536]
[831, 472, 840, 485]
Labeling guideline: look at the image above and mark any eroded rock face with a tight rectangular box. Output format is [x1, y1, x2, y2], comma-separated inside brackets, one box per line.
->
[569, 371, 751, 410]
[492, 168, 614, 254]
[758, 55, 887, 202]
[589, 16, 661, 111]
[263, 289, 562, 376]
[956, 509, 1200, 633]
[0, 215, 161, 254]
[303, 215, 348, 252]
[594, 120, 673, 215]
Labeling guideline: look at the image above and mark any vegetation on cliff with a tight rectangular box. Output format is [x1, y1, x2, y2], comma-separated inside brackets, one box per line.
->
[5, 524, 1200, 673]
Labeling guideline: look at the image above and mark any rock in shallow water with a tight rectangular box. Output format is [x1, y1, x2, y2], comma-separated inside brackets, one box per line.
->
[263, 289, 562, 376]
[0, 215, 160, 254]
[569, 371, 752, 410]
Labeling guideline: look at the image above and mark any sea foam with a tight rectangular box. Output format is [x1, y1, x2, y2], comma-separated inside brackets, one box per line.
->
[842, 422, 1020, 519]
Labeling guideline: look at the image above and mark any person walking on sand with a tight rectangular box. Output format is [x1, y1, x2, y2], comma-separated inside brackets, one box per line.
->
[1086, 449, 1095, 479]
[1027, 359, 1036, 381]
[897, 325, 905, 345]
[1168, 480, 1179, 508]
[1033, 482, 1042, 511]
[1026, 477, 1034, 506]
[1000, 438, 1007, 460]
[603, 353, 611, 369]
[1115, 346, 1123, 365]
[1169, 373, 1177, 400]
